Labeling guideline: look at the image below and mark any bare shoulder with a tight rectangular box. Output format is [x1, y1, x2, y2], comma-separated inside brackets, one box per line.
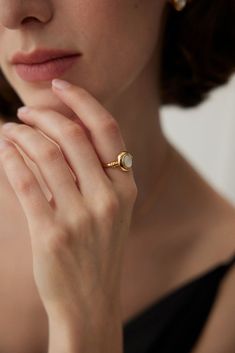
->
[195, 191, 235, 265]
[0, 164, 48, 353]
[188, 173, 235, 352]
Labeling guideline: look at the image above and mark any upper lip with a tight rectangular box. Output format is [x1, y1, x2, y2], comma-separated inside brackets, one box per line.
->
[11, 48, 81, 65]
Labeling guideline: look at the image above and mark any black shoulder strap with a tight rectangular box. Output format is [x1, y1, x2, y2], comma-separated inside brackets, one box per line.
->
[225, 252, 235, 268]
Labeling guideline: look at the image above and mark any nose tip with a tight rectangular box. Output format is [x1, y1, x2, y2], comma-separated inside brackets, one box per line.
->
[0, 2, 53, 30]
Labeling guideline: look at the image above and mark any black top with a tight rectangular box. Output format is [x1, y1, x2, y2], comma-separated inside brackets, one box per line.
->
[123, 253, 235, 353]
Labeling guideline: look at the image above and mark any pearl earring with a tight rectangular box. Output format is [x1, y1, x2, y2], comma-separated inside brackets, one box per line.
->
[170, 0, 187, 11]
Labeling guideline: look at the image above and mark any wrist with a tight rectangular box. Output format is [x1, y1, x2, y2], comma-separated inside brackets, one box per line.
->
[47, 301, 123, 353]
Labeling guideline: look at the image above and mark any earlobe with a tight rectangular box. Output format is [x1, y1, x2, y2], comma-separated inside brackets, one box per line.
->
[169, 0, 187, 11]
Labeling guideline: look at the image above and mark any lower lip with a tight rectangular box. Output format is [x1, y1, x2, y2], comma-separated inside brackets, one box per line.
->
[13, 54, 80, 82]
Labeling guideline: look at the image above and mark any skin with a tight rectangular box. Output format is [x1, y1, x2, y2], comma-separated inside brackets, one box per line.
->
[0, 0, 169, 225]
[0, 0, 235, 352]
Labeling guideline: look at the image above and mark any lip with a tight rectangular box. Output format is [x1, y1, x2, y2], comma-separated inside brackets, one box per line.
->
[11, 48, 81, 65]
[13, 55, 81, 82]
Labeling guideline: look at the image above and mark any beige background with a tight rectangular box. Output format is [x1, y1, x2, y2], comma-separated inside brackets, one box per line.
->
[161, 74, 235, 205]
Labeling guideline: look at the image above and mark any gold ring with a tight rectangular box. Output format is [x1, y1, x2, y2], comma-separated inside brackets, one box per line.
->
[103, 151, 133, 172]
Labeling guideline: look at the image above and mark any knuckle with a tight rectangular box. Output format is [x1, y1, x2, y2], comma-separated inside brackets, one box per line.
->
[46, 226, 71, 253]
[126, 182, 138, 201]
[63, 124, 86, 140]
[39, 145, 61, 162]
[14, 173, 35, 194]
[68, 209, 92, 230]
[96, 193, 119, 218]
[119, 181, 138, 206]
[100, 118, 120, 135]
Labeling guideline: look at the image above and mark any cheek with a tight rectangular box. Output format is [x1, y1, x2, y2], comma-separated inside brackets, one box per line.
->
[66, 0, 160, 67]
[0, 27, 5, 58]
[0, 29, 15, 73]
[76, 1, 161, 97]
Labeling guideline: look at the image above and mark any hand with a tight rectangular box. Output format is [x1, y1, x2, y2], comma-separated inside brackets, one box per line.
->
[0, 79, 137, 352]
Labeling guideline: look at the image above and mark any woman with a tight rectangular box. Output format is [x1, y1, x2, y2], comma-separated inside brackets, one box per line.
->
[0, 0, 234, 352]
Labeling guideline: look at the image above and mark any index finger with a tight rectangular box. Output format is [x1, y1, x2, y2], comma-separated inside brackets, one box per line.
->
[51, 79, 135, 182]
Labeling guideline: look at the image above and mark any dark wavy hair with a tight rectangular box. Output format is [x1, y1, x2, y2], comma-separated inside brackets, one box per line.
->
[0, 0, 235, 123]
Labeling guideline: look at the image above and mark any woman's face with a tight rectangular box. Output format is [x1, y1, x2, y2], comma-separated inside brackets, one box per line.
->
[0, 0, 165, 116]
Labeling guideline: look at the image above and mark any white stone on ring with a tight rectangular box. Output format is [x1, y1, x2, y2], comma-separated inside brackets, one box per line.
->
[103, 151, 133, 172]
[121, 152, 133, 170]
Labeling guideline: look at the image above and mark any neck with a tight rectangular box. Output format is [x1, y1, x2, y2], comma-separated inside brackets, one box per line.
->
[103, 57, 173, 230]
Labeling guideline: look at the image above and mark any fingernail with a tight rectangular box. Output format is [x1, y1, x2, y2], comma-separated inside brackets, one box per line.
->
[0, 138, 10, 150]
[17, 106, 31, 115]
[52, 79, 71, 90]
